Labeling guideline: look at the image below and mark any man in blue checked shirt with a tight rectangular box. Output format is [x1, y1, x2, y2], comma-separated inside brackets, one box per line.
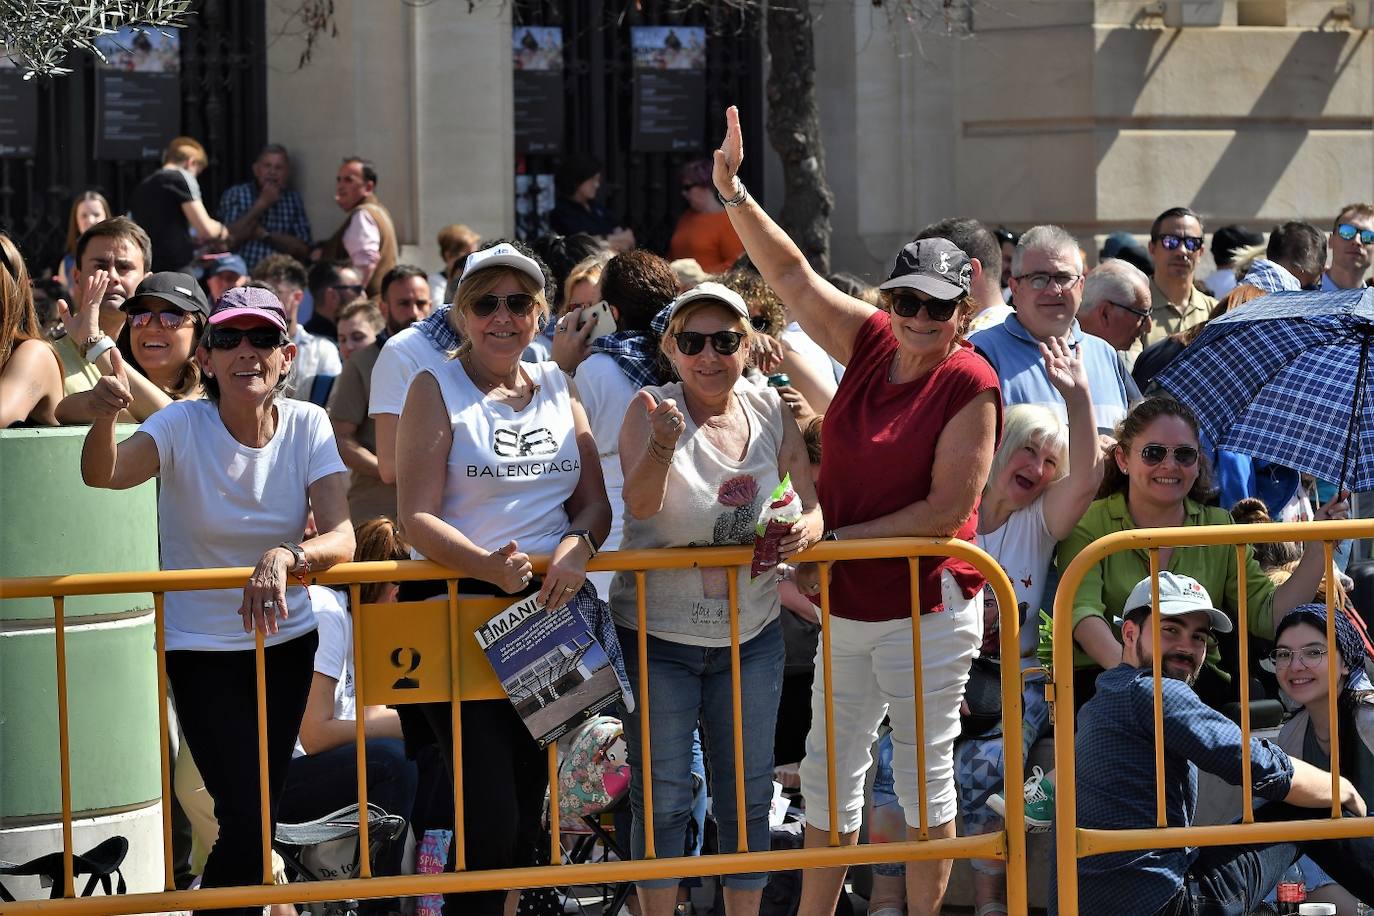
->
[1053, 573, 1374, 916]
[218, 144, 313, 270]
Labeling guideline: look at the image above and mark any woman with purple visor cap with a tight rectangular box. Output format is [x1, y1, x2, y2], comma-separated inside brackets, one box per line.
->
[81, 285, 354, 913]
[1268, 604, 1374, 912]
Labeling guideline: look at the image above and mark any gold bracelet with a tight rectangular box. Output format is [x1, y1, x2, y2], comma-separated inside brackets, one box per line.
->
[646, 436, 674, 465]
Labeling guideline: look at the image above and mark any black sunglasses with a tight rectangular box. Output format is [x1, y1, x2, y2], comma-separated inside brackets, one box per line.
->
[749, 315, 771, 333]
[1156, 234, 1204, 252]
[205, 326, 287, 350]
[129, 307, 192, 330]
[890, 292, 958, 322]
[674, 330, 744, 356]
[332, 283, 365, 296]
[472, 293, 537, 318]
[1139, 444, 1199, 467]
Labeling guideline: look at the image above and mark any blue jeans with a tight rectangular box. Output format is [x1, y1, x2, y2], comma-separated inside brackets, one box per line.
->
[618, 619, 785, 890]
[1160, 804, 1374, 915]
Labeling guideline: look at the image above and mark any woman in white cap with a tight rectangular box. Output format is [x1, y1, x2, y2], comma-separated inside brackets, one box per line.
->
[396, 241, 611, 915]
[614, 279, 821, 916]
[709, 106, 1001, 916]
[80, 286, 354, 912]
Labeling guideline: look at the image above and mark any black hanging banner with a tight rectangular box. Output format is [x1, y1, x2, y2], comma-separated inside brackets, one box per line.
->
[513, 26, 564, 156]
[93, 26, 181, 160]
[0, 57, 37, 158]
[631, 27, 706, 153]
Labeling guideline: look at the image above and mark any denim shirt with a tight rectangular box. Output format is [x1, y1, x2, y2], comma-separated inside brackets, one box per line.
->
[1050, 664, 1294, 916]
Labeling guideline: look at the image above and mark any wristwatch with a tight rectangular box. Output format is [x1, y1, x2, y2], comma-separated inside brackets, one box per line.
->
[562, 529, 601, 558]
[80, 335, 115, 363]
[277, 541, 311, 583]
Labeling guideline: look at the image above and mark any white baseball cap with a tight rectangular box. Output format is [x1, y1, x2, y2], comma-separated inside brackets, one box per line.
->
[1119, 572, 1232, 634]
[457, 243, 546, 289]
[666, 281, 750, 322]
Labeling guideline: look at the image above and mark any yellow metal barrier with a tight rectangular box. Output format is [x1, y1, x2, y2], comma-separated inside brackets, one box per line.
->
[0, 537, 1027, 915]
[1051, 519, 1374, 915]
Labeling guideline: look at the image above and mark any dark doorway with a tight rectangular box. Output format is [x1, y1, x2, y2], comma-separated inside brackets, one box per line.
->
[1, 0, 267, 275]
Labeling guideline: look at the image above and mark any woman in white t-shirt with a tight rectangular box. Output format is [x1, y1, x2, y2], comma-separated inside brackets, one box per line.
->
[613, 282, 822, 916]
[80, 286, 353, 906]
[955, 336, 1101, 914]
[396, 242, 610, 916]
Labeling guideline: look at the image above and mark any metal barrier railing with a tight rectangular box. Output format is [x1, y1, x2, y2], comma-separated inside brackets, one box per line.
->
[0, 537, 1027, 915]
[1051, 519, 1374, 915]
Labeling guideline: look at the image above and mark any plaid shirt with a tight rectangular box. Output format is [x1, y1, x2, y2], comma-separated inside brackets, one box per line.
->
[587, 304, 674, 389]
[1051, 664, 1294, 915]
[217, 181, 313, 270]
[415, 305, 461, 354]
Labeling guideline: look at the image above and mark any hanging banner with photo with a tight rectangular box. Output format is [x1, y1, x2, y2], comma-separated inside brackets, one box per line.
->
[93, 26, 181, 160]
[513, 26, 564, 156]
[631, 26, 706, 153]
[0, 54, 37, 157]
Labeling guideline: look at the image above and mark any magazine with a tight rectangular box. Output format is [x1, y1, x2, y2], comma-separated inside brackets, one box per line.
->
[475, 593, 623, 748]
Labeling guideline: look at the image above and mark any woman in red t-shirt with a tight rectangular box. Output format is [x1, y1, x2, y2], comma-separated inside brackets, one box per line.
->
[710, 107, 1001, 916]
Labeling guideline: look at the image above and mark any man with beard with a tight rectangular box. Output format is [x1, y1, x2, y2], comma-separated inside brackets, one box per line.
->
[1056, 572, 1374, 916]
[1321, 202, 1373, 290]
[327, 264, 432, 522]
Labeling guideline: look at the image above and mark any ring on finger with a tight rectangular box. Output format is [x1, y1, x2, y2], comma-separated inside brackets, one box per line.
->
[263, 600, 276, 608]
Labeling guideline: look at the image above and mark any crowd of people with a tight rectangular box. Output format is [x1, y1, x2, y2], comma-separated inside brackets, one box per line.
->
[1, 108, 1373, 916]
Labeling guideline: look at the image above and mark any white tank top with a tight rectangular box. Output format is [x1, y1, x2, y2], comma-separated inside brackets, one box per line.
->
[419, 359, 578, 557]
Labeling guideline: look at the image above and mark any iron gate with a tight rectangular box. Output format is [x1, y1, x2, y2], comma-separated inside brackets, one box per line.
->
[513, 0, 766, 253]
[1, 0, 267, 275]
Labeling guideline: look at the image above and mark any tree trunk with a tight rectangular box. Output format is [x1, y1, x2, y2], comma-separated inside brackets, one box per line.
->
[764, 0, 833, 273]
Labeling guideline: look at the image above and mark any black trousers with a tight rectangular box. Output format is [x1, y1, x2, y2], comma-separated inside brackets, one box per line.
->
[167, 631, 317, 916]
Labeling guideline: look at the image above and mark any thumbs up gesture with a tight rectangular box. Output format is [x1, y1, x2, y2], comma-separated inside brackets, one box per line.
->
[90, 348, 133, 420]
[487, 539, 534, 594]
[637, 389, 686, 450]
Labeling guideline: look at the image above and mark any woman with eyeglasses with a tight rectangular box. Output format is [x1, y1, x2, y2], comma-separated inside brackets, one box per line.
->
[668, 158, 744, 275]
[613, 280, 821, 916]
[1267, 603, 1373, 913]
[1058, 396, 1348, 713]
[710, 107, 1000, 916]
[396, 242, 611, 916]
[80, 286, 354, 912]
[56, 272, 212, 422]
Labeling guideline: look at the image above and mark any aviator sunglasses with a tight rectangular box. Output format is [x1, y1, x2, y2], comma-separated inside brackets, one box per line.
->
[889, 292, 958, 322]
[673, 330, 745, 356]
[1337, 223, 1374, 245]
[205, 326, 287, 350]
[472, 293, 537, 318]
[1139, 444, 1199, 467]
[128, 307, 192, 330]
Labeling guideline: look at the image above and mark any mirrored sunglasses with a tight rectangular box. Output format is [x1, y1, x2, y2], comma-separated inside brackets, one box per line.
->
[1157, 234, 1204, 252]
[1337, 223, 1374, 245]
[128, 308, 192, 330]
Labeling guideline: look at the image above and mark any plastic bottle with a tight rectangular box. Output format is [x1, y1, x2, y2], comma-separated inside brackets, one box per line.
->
[767, 373, 791, 388]
[1275, 862, 1306, 915]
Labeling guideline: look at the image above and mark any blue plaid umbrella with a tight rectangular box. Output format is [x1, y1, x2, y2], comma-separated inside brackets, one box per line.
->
[1155, 286, 1374, 492]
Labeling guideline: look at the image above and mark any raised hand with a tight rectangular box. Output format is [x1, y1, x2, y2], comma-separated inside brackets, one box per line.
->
[749, 334, 784, 375]
[713, 105, 744, 199]
[488, 539, 534, 594]
[636, 389, 686, 450]
[1040, 335, 1088, 401]
[58, 269, 112, 344]
[551, 305, 597, 374]
[89, 348, 133, 419]
[1314, 489, 1351, 522]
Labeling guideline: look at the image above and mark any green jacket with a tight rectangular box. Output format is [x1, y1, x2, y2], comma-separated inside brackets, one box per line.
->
[1057, 492, 1277, 672]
